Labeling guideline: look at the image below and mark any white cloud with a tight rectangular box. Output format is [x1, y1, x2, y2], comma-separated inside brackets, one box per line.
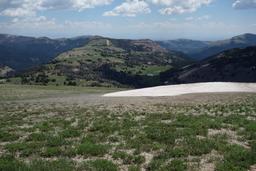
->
[0, 0, 113, 17]
[0, 15, 113, 37]
[71, 0, 113, 11]
[232, 0, 256, 9]
[152, 0, 213, 15]
[185, 15, 210, 21]
[103, 0, 151, 17]
[16, 16, 56, 27]
[159, 6, 187, 15]
[0, 0, 215, 17]
[1, 8, 36, 17]
[0, 0, 43, 17]
[103, 11, 119, 16]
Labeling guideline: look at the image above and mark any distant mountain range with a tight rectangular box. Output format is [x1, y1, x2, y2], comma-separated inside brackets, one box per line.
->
[1, 33, 256, 71]
[0, 33, 256, 87]
[0, 34, 91, 71]
[160, 46, 256, 84]
[19, 37, 189, 87]
[158, 39, 210, 57]
[159, 33, 256, 60]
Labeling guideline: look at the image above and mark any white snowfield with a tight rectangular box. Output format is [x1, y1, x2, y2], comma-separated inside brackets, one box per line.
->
[103, 82, 256, 97]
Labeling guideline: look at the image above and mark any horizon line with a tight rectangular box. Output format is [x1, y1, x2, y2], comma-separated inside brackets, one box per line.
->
[0, 32, 255, 42]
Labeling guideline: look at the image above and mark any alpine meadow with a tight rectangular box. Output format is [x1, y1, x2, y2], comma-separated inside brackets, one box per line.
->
[0, 0, 256, 171]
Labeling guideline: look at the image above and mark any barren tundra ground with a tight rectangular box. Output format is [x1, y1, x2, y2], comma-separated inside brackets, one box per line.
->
[0, 84, 256, 171]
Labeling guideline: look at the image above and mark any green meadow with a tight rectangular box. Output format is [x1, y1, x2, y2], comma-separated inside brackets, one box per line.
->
[0, 84, 255, 171]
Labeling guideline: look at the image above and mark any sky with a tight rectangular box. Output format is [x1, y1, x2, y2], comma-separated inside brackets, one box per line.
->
[0, 0, 255, 40]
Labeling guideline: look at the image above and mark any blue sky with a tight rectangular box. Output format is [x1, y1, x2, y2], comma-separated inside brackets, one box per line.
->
[0, 0, 255, 40]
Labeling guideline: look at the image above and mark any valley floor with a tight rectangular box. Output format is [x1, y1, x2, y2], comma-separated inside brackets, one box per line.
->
[0, 84, 256, 171]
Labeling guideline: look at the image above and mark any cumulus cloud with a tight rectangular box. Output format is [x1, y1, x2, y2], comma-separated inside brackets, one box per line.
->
[232, 0, 256, 9]
[0, 0, 113, 17]
[0, 0, 43, 17]
[0, 16, 112, 37]
[0, 0, 215, 17]
[71, 0, 113, 11]
[1, 8, 36, 17]
[152, 0, 213, 15]
[103, 0, 151, 17]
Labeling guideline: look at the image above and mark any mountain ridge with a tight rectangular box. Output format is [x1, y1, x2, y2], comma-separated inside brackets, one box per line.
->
[1, 33, 256, 87]
[18, 37, 190, 87]
[0, 34, 93, 71]
[160, 46, 256, 84]
[158, 33, 256, 60]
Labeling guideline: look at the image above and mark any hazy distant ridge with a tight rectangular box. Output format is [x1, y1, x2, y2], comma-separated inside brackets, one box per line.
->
[158, 33, 256, 60]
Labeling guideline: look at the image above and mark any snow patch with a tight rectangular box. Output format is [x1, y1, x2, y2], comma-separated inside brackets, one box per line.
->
[103, 82, 256, 97]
